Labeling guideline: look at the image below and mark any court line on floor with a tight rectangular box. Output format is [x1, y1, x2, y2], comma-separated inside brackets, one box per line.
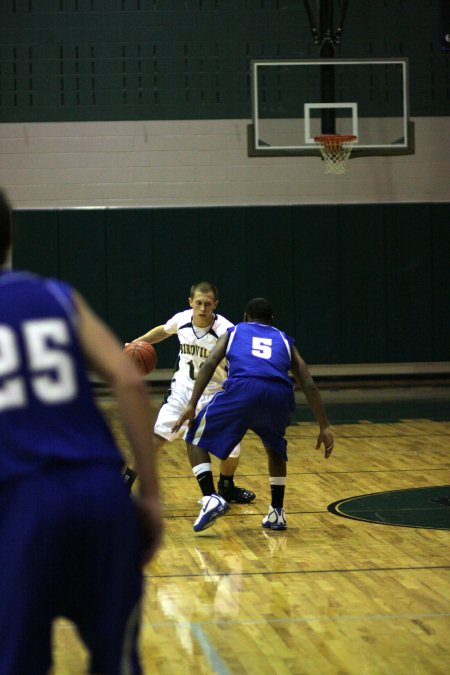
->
[190, 623, 231, 675]
[162, 467, 450, 479]
[163, 495, 450, 518]
[143, 610, 450, 630]
[146, 564, 450, 580]
[138, 610, 450, 671]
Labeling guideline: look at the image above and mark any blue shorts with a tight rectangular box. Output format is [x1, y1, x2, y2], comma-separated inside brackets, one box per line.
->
[0, 464, 145, 675]
[186, 378, 295, 460]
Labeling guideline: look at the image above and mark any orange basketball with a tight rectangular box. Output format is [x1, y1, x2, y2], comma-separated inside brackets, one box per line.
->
[124, 341, 158, 376]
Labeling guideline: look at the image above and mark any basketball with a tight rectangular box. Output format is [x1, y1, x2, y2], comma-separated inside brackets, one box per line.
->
[124, 341, 158, 375]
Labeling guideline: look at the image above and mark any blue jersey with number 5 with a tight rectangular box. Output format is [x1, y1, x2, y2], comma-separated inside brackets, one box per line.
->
[225, 322, 294, 387]
[0, 270, 122, 484]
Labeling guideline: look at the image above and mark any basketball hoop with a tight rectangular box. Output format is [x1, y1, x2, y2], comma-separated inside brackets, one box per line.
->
[314, 134, 357, 175]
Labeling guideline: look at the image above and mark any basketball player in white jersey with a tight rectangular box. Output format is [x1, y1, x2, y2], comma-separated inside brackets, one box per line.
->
[123, 281, 255, 504]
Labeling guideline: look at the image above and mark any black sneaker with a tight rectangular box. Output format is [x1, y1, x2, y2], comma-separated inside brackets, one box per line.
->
[218, 484, 256, 504]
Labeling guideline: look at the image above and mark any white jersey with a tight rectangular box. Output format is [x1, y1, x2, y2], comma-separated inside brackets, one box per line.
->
[164, 309, 233, 395]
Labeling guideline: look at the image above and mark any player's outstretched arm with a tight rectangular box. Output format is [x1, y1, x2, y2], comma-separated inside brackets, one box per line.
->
[290, 345, 334, 459]
[172, 332, 229, 433]
[132, 325, 170, 344]
[74, 291, 163, 562]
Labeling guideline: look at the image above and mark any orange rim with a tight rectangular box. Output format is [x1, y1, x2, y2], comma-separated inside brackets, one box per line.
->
[314, 134, 357, 144]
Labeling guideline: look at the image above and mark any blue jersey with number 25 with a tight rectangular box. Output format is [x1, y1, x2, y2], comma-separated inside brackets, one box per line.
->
[0, 270, 122, 484]
[225, 322, 294, 387]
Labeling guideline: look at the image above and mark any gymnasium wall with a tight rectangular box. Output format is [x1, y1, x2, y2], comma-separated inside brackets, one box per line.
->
[0, 1, 448, 122]
[12, 203, 450, 368]
[3, 1, 450, 367]
[1, 116, 449, 207]
[1, 1, 449, 207]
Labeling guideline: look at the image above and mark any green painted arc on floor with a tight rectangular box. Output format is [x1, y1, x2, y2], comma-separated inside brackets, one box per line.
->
[328, 485, 450, 530]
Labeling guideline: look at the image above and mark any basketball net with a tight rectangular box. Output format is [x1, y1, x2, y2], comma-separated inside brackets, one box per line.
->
[314, 134, 357, 175]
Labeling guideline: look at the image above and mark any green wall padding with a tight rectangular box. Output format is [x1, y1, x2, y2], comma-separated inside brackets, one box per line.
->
[13, 210, 59, 278]
[105, 208, 155, 343]
[292, 205, 340, 363]
[385, 205, 434, 362]
[431, 208, 450, 361]
[58, 209, 107, 318]
[338, 205, 387, 364]
[11, 203, 450, 367]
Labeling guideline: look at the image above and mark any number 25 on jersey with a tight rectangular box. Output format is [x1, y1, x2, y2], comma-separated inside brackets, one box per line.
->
[0, 318, 77, 412]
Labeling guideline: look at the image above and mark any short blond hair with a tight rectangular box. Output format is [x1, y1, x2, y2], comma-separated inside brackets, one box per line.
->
[189, 281, 218, 300]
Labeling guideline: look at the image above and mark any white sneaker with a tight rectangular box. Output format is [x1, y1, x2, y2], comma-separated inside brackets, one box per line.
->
[193, 493, 230, 532]
[262, 505, 287, 530]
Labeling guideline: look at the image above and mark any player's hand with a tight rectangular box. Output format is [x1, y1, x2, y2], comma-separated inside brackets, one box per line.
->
[172, 403, 196, 433]
[316, 426, 334, 458]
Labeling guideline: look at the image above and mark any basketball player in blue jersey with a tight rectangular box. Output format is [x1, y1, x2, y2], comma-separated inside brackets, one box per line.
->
[0, 190, 162, 675]
[173, 297, 334, 532]
[123, 281, 255, 504]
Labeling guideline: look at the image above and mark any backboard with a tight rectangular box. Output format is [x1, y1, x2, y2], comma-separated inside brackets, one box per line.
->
[248, 58, 414, 158]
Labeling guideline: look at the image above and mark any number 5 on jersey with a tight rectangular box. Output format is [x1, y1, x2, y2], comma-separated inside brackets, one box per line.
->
[252, 337, 272, 359]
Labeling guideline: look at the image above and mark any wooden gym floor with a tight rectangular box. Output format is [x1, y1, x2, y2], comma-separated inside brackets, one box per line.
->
[52, 386, 450, 674]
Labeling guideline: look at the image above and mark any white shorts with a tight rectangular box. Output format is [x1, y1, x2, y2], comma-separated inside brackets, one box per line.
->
[154, 380, 240, 457]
